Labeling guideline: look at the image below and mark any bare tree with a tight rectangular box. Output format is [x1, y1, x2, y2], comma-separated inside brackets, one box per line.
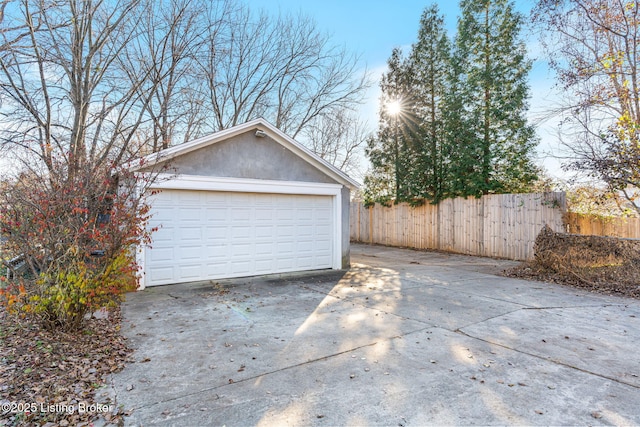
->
[0, 0, 29, 55]
[0, 0, 159, 180]
[301, 110, 369, 177]
[534, 0, 640, 213]
[1, 0, 370, 163]
[196, 5, 370, 139]
[121, 0, 227, 152]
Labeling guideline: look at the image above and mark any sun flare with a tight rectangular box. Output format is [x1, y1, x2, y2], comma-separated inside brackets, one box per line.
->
[387, 100, 401, 116]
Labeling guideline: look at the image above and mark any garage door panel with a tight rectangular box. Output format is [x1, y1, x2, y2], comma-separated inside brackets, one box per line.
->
[205, 262, 228, 273]
[296, 240, 314, 253]
[231, 226, 251, 239]
[276, 226, 294, 237]
[314, 257, 331, 268]
[255, 225, 274, 239]
[315, 255, 331, 265]
[176, 192, 202, 203]
[203, 194, 226, 205]
[314, 211, 331, 220]
[178, 207, 201, 220]
[204, 227, 228, 241]
[232, 193, 252, 203]
[296, 256, 313, 268]
[297, 227, 314, 237]
[255, 242, 274, 255]
[178, 264, 201, 279]
[152, 228, 175, 243]
[231, 242, 252, 257]
[206, 208, 229, 221]
[152, 207, 175, 221]
[149, 247, 173, 262]
[150, 266, 175, 281]
[254, 261, 274, 273]
[180, 227, 202, 241]
[205, 244, 227, 257]
[178, 245, 202, 260]
[315, 224, 332, 235]
[276, 208, 294, 220]
[254, 195, 273, 205]
[231, 261, 251, 275]
[276, 240, 294, 252]
[255, 210, 275, 221]
[276, 258, 294, 270]
[146, 190, 335, 286]
[315, 239, 332, 250]
[232, 208, 251, 221]
[297, 214, 314, 222]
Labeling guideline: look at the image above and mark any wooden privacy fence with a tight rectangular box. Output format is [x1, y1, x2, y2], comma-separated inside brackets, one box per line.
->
[564, 212, 640, 239]
[350, 192, 567, 261]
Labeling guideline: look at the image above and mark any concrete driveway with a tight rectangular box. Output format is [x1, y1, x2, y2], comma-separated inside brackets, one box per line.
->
[104, 244, 640, 426]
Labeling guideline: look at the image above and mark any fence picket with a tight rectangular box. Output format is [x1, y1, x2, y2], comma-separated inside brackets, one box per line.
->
[350, 192, 567, 261]
[564, 212, 640, 239]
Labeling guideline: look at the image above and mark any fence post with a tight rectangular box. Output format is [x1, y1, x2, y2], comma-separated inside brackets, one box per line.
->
[369, 204, 373, 245]
[357, 202, 361, 242]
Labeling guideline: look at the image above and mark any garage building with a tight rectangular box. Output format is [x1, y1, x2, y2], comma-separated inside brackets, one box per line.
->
[132, 118, 358, 288]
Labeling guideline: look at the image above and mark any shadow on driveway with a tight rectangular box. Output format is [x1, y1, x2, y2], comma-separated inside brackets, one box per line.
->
[104, 244, 640, 426]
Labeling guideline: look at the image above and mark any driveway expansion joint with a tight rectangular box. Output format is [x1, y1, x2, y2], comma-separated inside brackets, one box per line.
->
[455, 328, 640, 390]
[128, 340, 385, 411]
[451, 307, 525, 332]
[520, 303, 625, 310]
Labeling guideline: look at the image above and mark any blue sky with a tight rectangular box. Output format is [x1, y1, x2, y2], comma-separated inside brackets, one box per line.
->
[247, 0, 563, 179]
[247, 0, 462, 63]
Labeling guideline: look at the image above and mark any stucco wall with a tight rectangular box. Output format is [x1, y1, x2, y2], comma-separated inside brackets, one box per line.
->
[168, 131, 335, 184]
[341, 186, 351, 269]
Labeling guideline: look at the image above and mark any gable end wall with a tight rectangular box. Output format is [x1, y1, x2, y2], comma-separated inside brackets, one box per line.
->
[167, 131, 335, 184]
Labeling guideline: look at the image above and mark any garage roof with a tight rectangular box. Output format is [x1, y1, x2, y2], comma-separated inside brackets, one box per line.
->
[130, 118, 359, 190]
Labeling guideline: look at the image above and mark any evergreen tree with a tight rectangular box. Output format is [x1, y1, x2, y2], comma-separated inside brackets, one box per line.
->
[405, 5, 452, 203]
[365, 48, 412, 203]
[452, 0, 538, 196]
[443, 51, 476, 197]
[365, 1, 538, 204]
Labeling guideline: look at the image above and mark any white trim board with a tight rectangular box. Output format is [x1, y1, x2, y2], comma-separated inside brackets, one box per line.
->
[148, 174, 343, 196]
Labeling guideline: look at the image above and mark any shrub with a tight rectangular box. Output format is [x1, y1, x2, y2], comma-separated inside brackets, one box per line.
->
[0, 164, 153, 330]
[21, 250, 138, 330]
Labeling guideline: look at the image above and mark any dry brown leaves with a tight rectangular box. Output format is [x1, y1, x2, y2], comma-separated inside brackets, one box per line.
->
[505, 225, 640, 299]
[0, 307, 133, 426]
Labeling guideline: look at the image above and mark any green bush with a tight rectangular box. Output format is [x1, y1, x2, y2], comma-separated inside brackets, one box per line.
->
[1, 249, 138, 331]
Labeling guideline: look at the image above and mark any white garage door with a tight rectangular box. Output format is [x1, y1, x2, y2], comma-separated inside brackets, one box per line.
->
[145, 190, 334, 286]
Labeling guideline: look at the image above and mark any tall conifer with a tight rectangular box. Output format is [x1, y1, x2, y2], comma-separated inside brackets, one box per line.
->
[366, 48, 413, 203]
[452, 0, 538, 196]
[405, 5, 452, 203]
[365, 0, 538, 204]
